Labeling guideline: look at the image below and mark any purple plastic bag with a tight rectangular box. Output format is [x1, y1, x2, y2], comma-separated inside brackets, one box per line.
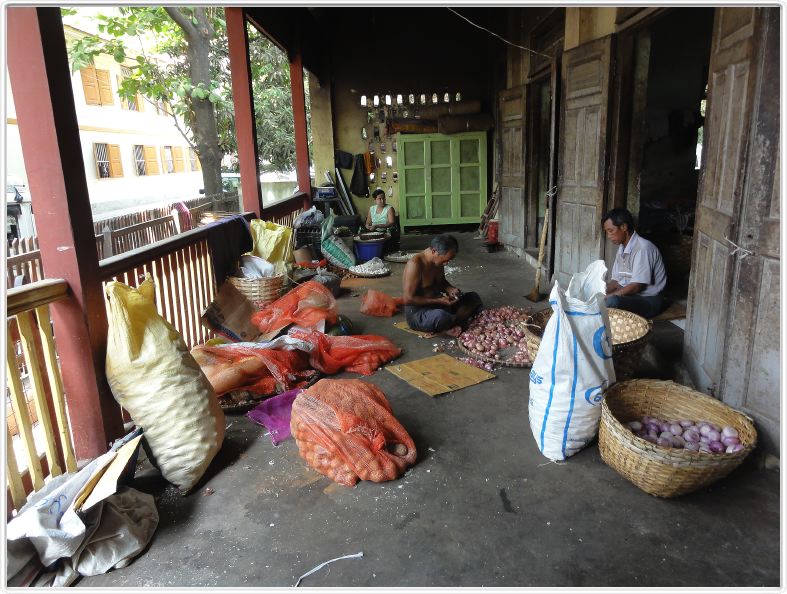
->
[246, 388, 302, 446]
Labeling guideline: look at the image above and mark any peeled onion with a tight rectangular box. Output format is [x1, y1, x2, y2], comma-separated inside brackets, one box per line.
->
[721, 426, 739, 439]
[627, 421, 643, 431]
[679, 420, 695, 428]
[669, 423, 683, 436]
[721, 436, 740, 447]
[726, 443, 744, 453]
[683, 429, 700, 443]
[699, 424, 712, 436]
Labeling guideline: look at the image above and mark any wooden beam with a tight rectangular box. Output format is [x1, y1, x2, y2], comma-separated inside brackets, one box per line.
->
[7, 7, 125, 460]
[289, 25, 313, 211]
[226, 7, 263, 217]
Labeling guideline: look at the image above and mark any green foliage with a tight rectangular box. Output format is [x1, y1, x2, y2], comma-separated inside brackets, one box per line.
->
[64, 6, 306, 172]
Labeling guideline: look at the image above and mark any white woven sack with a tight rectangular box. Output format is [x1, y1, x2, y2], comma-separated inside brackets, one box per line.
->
[105, 277, 225, 492]
[528, 260, 616, 461]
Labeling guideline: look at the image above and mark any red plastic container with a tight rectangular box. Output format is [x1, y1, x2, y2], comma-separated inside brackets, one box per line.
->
[487, 220, 499, 244]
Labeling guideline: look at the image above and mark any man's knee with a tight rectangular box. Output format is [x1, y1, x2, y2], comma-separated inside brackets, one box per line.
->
[431, 310, 457, 332]
[606, 295, 622, 309]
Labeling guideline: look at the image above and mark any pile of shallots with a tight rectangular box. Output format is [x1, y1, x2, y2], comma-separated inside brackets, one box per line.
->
[626, 415, 744, 454]
[459, 306, 533, 365]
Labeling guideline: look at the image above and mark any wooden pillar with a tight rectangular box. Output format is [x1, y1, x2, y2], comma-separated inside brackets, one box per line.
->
[7, 7, 124, 460]
[226, 7, 263, 217]
[289, 26, 313, 210]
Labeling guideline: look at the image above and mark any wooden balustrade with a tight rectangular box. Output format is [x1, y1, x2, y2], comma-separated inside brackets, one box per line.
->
[6, 279, 77, 516]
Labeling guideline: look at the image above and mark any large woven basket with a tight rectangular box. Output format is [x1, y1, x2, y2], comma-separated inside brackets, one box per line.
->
[599, 379, 757, 497]
[524, 307, 652, 380]
[227, 273, 285, 309]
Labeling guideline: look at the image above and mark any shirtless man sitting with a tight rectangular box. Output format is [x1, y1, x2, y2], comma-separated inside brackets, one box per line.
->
[402, 234, 483, 337]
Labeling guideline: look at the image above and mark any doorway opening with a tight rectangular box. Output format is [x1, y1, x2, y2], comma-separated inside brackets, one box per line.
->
[623, 8, 715, 302]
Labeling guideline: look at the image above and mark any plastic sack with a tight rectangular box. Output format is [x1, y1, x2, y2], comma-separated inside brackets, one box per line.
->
[251, 280, 338, 336]
[322, 234, 356, 269]
[528, 260, 616, 461]
[105, 277, 225, 492]
[313, 267, 342, 297]
[249, 219, 294, 265]
[289, 327, 401, 375]
[290, 379, 417, 486]
[293, 206, 324, 229]
[191, 343, 316, 396]
[360, 290, 403, 317]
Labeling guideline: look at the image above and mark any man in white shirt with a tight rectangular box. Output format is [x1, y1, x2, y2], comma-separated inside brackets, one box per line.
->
[602, 208, 667, 318]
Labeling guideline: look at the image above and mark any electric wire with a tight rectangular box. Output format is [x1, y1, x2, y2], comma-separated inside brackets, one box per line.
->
[447, 8, 552, 59]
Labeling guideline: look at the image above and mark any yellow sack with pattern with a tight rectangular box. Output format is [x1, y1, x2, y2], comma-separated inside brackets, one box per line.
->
[105, 276, 224, 493]
[249, 219, 294, 265]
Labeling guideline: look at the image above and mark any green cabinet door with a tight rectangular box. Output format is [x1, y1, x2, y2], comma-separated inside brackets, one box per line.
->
[398, 132, 487, 227]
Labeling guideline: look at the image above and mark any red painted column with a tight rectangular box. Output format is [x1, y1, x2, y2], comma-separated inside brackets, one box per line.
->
[289, 28, 313, 210]
[226, 7, 263, 217]
[7, 8, 125, 460]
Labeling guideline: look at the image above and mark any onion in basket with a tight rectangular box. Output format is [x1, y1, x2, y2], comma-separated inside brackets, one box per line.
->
[628, 414, 745, 455]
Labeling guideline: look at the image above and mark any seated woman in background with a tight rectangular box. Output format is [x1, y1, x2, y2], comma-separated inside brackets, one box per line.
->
[365, 188, 396, 232]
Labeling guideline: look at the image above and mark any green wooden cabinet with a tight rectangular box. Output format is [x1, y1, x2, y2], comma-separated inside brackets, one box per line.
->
[398, 131, 487, 227]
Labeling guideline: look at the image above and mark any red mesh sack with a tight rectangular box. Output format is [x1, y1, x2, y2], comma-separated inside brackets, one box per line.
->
[359, 290, 404, 317]
[288, 327, 401, 375]
[290, 379, 417, 486]
[251, 281, 338, 336]
[191, 343, 315, 396]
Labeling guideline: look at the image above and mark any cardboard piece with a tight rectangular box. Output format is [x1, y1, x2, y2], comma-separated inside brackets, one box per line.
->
[393, 321, 433, 339]
[386, 354, 495, 397]
[201, 281, 261, 342]
[74, 435, 143, 512]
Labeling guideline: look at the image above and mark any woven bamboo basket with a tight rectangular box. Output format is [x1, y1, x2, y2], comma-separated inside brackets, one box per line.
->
[227, 273, 285, 309]
[524, 307, 652, 380]
[599, 379, 757, 497]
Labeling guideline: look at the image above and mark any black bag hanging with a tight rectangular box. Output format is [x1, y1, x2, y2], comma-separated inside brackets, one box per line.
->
[350, 154, 369, 197]
[334, 150, 353, 169]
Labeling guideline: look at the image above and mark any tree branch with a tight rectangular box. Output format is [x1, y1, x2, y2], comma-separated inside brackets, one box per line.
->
[164, 7, 196, 38]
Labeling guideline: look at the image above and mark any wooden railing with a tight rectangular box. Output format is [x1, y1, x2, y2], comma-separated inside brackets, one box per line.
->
[99, 221, 230, 349]
[6, 237, 43, 288]
[6, 279, 77, 515]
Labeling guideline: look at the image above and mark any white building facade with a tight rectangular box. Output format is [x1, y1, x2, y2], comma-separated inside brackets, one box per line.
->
[6, 24, 206, 222]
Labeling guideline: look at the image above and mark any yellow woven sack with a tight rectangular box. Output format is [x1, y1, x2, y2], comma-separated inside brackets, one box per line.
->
[105, 276, 225, 493]
[249, 219, 294, 265]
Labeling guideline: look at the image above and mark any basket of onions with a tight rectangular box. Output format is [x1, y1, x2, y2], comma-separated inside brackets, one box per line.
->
[599, 379, 757, 497]
[457, 306, 533, 367]
[524, 307, 651, 380]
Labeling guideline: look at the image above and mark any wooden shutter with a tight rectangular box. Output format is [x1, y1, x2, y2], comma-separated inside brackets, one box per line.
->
[136, 94, 144, 112]
[144, 145, 160, 175]
[95, 69, 114, 105]
[554, 36, 613, 286]
[173, 146, 185, 172]
[108, 144, 123, 178]
[80, 66, 100, 105]
[685, 8, 767, 396]
[498, 85, 527, 249]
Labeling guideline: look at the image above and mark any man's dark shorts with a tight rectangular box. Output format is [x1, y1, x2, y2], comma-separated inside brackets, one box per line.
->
[405, 292, 483, 333]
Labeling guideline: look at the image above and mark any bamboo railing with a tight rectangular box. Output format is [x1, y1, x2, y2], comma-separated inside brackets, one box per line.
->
[6, 279, 77, 515]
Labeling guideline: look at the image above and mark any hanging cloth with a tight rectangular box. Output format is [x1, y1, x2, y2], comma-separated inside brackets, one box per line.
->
[350, 154, 369, 197]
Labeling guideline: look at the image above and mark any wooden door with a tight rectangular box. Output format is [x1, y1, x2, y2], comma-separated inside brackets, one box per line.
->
[689, 8, 779, 449]
[499, 86, 526, 248]
[684, 8, 765, 396]
[398, 132, 487, 227]
[554, 36, 613, 286]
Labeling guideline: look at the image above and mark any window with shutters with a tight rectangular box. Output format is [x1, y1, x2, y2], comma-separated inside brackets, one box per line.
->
[188, 148, 200, 171]
[133, 145, 147, 175]
[162, 146, 175, 173]
[94, 143, 123, 178]
[118, 67, 139, 111]
[80, 66, 114, 106]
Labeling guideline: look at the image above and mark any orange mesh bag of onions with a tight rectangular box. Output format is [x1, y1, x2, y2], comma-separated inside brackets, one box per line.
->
[290, 379, 417, 486]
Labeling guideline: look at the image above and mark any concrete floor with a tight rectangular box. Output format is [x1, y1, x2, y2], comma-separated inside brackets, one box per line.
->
[80, 232, 780, 588]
